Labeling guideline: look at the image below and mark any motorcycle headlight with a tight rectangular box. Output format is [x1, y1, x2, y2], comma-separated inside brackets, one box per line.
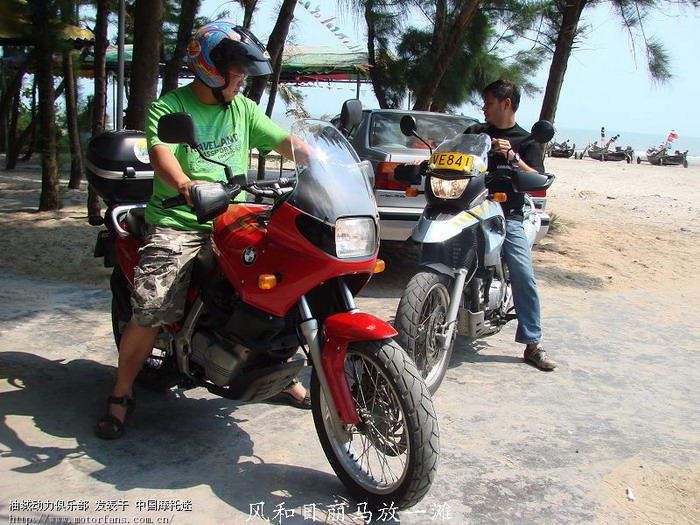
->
[335, 217, 376, 258]
[430, 176, 469, 199]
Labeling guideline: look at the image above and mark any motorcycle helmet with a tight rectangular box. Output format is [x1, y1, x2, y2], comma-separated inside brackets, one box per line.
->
[187, 21, 272, 89]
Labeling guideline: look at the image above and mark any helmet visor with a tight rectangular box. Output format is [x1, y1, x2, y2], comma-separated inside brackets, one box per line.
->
[211, 31, 272, 77]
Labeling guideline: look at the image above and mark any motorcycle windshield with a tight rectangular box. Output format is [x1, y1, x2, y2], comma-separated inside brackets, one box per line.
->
[288, 119, 377, 226]
[432, 133, 491, 176]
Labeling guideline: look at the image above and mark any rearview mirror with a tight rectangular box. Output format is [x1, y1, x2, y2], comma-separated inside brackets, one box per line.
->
[400, 115, 418, 137]
[531, 120, 555, 143]
[158, 112, 199, 149]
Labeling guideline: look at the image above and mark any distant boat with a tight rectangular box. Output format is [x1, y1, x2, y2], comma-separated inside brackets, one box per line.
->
[581, 128, 633, 162]
[587, 145, 634, 163]
[547, 140, 576, 158]
[636, 131, 689, 168]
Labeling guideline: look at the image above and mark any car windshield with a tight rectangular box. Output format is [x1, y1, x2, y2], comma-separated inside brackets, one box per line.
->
[288, 119, 377, 226]
[369, 112, 476, 149]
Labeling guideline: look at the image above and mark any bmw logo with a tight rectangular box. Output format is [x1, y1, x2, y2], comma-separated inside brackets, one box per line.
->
[242, 247, 256, 265]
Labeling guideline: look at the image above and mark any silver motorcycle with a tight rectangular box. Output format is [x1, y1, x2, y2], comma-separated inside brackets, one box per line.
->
[392, 116, 555, 394]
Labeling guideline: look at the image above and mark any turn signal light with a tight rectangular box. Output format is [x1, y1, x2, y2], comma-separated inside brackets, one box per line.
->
[258, 274, 278, 289]
[492, 192, 507, 203]
[373, 259, 386, 274]
[405, 187, 419, 197]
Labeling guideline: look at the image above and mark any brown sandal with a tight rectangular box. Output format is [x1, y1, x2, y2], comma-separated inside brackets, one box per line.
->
[95, 395, 135, 439]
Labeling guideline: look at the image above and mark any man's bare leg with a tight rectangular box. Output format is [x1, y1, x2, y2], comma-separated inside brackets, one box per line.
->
[102, 321, 160, 423]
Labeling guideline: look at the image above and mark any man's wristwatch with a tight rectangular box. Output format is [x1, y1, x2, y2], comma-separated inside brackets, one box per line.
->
[511, 152, 521, 163]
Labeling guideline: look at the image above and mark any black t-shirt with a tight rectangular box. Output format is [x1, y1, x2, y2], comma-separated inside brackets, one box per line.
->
[464, 122, 545, 218]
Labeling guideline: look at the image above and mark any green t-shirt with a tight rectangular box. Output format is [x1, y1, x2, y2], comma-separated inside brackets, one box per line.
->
[145, 85, 288, 231]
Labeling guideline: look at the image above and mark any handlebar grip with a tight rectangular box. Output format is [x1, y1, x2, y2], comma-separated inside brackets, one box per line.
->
[162, 194, 187, 209]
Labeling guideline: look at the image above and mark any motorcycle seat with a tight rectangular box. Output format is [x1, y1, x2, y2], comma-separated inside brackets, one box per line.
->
[123, 207, 147, 244]
[191, 242, 217, 285]
[121, 206, 217, 284]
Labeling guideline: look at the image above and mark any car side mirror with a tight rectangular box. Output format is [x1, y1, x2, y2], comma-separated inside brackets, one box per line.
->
[158, 112, 199, 149]
[531, 120, 555, 143]
[400, 115, 418, 137]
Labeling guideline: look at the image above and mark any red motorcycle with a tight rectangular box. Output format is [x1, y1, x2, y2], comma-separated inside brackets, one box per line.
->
[87, 104, 439, 509]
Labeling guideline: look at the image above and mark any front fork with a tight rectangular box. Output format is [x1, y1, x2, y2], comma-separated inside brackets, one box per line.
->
[437, 267, 470, 351]
[299, 280, 397, 426]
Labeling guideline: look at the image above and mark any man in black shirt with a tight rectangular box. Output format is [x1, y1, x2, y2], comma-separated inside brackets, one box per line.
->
[464, 80, 557, 370]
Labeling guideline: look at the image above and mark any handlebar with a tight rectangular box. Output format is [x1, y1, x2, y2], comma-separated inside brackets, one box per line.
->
[162, 194, 187, 209]
[161, 176, 298, 209]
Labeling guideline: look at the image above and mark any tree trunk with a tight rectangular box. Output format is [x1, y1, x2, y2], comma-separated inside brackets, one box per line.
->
[247, 0, 297, 104]
[241, 0, 259, 30]
[0, 51, 33, 152]
[21, 77, 38, 162]
[364, 1, 390, 109]
[255, 49, 285, 185]
[88, 0, 111, 217]
[28, 1, 60, 211]
[5, 78, 21, 168]
[412, 0, 482, 110]
[124, 0, 163, 131]
[8, 81, 65, 168]
[160, 0, 200, 96]
[63, 49, 84, 189]
[59, 0, 84, 189]
[539, 0, 589, 124]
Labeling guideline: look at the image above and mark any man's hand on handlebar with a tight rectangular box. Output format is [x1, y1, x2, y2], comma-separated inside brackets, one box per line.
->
[177, 179, 206, 205]
[491, 138, 516, 161]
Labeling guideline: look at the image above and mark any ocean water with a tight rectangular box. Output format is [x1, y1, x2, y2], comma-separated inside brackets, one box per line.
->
[551, 127, 700, 166]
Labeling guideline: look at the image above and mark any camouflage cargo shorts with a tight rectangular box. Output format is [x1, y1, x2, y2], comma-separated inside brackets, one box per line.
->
[131, 225, 210, 328]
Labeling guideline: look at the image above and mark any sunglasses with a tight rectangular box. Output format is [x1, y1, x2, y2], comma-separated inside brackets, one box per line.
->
[229, 71, 249, 83]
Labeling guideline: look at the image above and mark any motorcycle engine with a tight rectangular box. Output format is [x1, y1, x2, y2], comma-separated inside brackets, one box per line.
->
[190, 331, 251, 387]
[486, 278, 506, 312]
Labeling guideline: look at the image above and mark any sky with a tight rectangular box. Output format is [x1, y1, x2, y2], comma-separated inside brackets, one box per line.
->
[201, 1, 700, 141]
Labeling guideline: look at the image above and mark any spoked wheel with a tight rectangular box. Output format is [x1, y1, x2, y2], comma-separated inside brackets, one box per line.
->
[110, 267, 179, 391]
[394, 271, 454, 394]
[311, 339, 439, 510]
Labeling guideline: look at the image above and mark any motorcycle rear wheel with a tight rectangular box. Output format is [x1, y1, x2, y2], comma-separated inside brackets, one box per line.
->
[311, 338, 439, 510]
[110, 266, 178, 391]
[394, 271, 454, 395]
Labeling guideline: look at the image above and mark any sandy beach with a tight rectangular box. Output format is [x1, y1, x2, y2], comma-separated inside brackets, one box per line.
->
[1, 155, 699, 524]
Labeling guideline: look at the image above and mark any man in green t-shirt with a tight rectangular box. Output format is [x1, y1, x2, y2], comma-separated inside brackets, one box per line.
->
[96, 22, 313, 440]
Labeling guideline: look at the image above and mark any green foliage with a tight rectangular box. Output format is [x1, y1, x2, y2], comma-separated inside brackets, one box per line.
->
[391, 2, 548, 111]
[546, 211, 567, 234]
[646, 38, 671, 82]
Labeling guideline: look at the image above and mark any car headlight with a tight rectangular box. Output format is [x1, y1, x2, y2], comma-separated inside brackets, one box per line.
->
[335, 217, 376, 258]
[430, 176, 469, 199]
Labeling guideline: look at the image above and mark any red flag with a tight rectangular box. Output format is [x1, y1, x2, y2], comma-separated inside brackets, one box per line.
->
[667, 132, 679, 142]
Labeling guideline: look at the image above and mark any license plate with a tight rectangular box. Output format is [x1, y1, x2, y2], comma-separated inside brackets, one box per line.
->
[430, 152, 473, 172]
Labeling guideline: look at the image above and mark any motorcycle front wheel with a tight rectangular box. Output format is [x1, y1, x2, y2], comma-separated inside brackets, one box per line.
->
[394, 271, 454, 395]
[311, 338, 439, 510]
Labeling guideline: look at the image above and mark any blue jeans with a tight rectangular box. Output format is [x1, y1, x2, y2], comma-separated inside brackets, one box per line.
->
[503, 218, 542, 345]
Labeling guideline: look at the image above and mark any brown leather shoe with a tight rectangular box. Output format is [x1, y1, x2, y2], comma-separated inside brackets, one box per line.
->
[524, 347, 558, 370]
